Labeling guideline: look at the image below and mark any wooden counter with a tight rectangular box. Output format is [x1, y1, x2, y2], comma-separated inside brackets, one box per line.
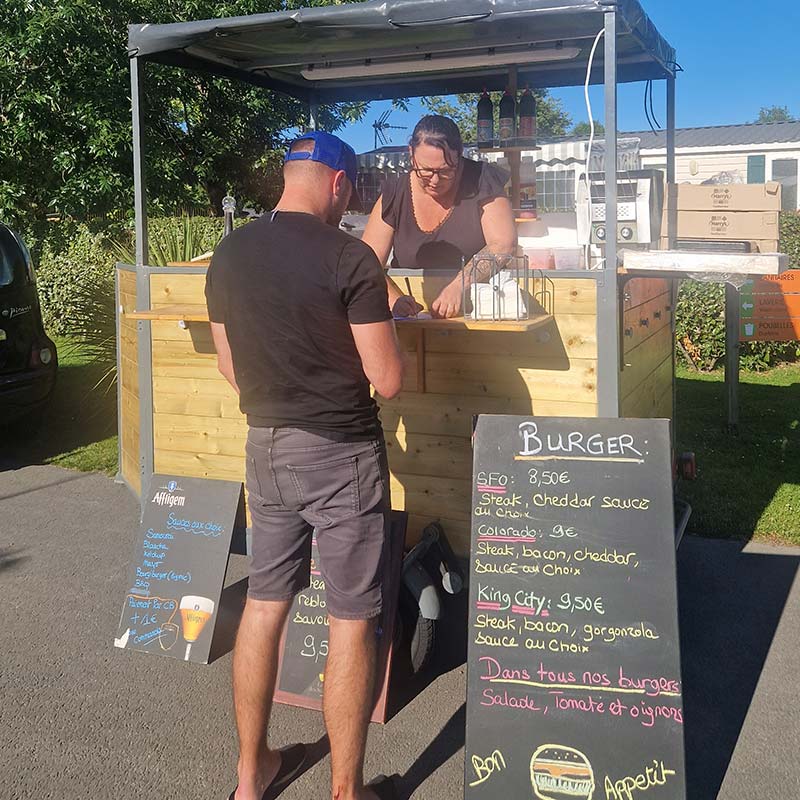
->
[117, 267, 673, 554]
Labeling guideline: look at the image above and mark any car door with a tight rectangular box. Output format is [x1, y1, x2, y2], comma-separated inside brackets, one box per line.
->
[0, 225, 40, 374]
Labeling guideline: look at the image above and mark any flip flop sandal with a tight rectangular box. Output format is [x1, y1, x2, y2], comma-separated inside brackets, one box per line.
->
[367, 774, 400, 800]
[227, 743, 308, 800]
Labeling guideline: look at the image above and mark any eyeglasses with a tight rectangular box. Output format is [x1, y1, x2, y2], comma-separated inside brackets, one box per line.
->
[411, 160, 458, 182]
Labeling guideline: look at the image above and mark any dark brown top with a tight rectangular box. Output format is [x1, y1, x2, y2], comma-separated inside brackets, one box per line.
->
[380, 159, 509, 269]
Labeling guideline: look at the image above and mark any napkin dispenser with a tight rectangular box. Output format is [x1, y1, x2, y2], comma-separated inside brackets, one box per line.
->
[470, 270, 528, 320]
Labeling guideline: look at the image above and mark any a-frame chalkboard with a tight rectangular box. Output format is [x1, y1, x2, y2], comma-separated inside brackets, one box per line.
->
[465, 416, 686, 800]
[273, 511, 407, 723]
[114, 474, 245, 664]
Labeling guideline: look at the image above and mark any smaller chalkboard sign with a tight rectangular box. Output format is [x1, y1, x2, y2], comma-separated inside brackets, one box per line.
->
[273, 512, 407, 723]
[114, 474, 244, 664]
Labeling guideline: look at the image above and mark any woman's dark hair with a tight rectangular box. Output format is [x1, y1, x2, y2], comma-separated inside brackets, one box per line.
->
[410, 115, 463, 167]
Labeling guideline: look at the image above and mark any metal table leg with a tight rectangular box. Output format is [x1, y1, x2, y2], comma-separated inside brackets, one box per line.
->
[724, 282, 740, 432]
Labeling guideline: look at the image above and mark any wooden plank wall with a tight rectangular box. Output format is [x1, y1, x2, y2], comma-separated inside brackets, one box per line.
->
[118, 268, 141, 495]
[379, 275, 599, 553]
[146, 272, 600, 556]
[149, 274, 248, 486]
[619, 278, 674, 419]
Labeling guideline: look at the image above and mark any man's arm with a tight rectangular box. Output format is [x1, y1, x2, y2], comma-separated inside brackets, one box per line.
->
[210, 321, 240, 395]
[350, 320, 404, 400]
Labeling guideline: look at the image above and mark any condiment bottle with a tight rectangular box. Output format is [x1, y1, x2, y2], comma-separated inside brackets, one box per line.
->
[477, 90, 494, 145]
[518, 87, 537, 140]
[498, 89, 516, 143]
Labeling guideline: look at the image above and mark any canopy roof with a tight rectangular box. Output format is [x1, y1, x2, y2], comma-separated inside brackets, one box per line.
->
[128, 0, 676, 102]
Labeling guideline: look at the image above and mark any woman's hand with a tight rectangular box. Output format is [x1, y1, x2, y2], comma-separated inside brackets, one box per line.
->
[431, 280, 463, 319]
[392, 295, 424, 319]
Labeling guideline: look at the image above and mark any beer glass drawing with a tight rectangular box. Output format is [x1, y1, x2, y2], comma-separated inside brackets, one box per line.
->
[179, 595, 215, 660]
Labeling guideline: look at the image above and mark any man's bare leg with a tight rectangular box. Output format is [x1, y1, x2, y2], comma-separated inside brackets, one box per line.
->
[233, 597, 292, 800]
[324, 616, 379, 800]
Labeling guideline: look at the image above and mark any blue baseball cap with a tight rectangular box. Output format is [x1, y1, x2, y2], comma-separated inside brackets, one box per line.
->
[285, 131, 359, 196]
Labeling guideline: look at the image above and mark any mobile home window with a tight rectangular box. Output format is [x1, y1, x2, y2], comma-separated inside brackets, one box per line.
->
[536, 170, 576, 212]
[747, 155, 766, 184]
[772, 159, 798, 210]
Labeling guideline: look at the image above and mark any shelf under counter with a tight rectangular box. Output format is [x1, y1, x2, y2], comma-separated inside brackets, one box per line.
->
[125, 304, 210, 322]
[394, 314, 552, 332]
[125, 304, 553, 332]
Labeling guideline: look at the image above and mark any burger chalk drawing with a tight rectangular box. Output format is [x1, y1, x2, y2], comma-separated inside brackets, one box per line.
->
[530, 744, 595, 800]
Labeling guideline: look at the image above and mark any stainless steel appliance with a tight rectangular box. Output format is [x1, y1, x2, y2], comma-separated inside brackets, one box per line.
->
[577, 169, 665, 246]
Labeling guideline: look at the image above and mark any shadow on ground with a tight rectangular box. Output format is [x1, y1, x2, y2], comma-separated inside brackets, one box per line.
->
[675, 374, 800, 543]
[388, 585, 469, 799]
[678, 539, 797, 799]
[0, 546, 29, 575]
[1, 355, 116, 471]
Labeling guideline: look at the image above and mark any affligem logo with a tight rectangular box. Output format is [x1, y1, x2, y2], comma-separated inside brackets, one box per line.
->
[152, 480, 186, 508]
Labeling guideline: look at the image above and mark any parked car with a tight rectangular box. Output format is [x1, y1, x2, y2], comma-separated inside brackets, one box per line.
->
[0, 223, 57, 434]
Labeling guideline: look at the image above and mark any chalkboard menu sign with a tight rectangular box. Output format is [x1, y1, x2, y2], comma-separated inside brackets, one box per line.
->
[114, 475, 244, 664]
[465, 417, 685, 800]
[273, 512, 407, 723]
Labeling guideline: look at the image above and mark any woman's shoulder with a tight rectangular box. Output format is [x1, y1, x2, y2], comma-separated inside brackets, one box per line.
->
[379, 173, 409, 228]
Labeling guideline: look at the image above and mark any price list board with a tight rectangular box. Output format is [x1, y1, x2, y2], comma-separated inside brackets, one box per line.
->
[465, 417, 686, 800]
[114, 475, 243, 664]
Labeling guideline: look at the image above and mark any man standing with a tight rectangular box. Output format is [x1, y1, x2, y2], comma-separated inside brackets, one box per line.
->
[206, 131, 403, 800]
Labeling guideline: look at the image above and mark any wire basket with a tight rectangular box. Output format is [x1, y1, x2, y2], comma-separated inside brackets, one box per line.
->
[461, 254, 554, 322]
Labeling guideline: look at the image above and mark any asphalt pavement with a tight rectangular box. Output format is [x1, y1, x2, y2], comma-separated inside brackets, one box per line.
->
[0, 464, 798, 799]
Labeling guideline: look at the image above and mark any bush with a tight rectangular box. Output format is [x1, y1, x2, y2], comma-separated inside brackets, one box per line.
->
[675, 281, 726, 371]
[675, 211, 800, 372]
[23, 215, 231, 391]
[113, 216, 228, 265]
[26, 215, 229, 337]
[34, 223, 117, 336]
[781, 211, 800, 267]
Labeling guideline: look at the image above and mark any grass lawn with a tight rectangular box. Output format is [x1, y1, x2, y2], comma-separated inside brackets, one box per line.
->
[676, 363, 800, 545]
[3, 335, 118, 475]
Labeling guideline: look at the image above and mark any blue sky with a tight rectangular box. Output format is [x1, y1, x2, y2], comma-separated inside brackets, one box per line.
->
[340, 0, 800, 153]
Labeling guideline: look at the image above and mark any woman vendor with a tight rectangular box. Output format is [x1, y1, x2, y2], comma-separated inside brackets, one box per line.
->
[362, 115, 518, 319]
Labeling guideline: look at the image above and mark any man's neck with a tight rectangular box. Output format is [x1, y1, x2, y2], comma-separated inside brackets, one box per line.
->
[273, 190, 329, 222]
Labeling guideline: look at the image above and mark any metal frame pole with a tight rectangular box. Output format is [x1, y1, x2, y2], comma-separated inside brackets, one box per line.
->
[666, 75, 678, 443]
[666, 77, 677, 246]
[131, 57, 148, 267]
[597, 8, 620, 418]
[725, 283, 740, 432]
[131, 57, 154, 502]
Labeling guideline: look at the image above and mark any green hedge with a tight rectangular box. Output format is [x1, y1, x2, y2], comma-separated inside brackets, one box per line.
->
[675, 211, 800, 372]
[22, 216, 228, 335]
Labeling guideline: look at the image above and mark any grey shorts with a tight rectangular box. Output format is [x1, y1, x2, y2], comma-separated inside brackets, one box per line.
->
[245, 426, 391, 620]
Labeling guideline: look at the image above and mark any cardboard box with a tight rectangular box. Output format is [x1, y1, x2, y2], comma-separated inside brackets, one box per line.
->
[666, 182, 782, 212]
[659, 237, 779, 253]
[661, 210, 779, 240]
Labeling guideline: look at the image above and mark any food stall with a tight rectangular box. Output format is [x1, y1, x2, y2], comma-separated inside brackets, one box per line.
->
[119, 0, 786, 555]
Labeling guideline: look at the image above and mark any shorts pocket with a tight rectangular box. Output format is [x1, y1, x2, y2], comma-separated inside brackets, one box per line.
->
[246, 445, 283, 508]
[287, 455, 360, 526]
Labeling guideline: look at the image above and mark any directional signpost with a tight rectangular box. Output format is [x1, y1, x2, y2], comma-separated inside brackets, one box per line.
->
[740, 273, 800, 342]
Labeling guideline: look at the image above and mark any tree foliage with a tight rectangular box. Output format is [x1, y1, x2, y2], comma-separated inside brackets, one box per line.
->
[755, 105, 797, 124]
[570, 120, 604, 137]
[0, 0, 366, 225]
[420, 90, 572, 141]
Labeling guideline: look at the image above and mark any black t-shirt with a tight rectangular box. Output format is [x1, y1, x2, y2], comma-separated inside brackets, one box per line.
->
[205, 211, 392, 439]
[381, 159, 509, 269]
